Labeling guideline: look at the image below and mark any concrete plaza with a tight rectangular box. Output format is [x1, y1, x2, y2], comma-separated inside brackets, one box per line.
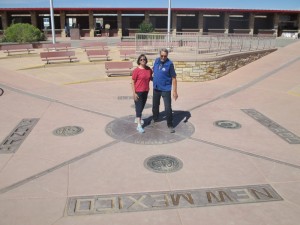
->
[0, 37, 300, 225]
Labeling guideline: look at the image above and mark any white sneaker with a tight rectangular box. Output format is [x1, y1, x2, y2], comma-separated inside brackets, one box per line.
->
[134, 118, 144, 125]
[136, 125, 145, 133]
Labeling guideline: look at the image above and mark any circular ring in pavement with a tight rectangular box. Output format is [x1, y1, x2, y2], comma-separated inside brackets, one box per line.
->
[144, 155, 183, 173]
[105, 112, 194, 145]
[214, 120, 241, 129]
[53, 126, 84, 136]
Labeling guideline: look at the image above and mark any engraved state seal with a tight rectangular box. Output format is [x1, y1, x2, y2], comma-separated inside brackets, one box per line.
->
[144, 155, 183, 173]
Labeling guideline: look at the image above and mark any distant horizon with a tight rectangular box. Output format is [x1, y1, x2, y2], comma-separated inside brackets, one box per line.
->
[1, 0, 300, 11]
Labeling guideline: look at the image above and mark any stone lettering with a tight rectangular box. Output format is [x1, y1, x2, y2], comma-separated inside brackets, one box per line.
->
[3, 139, 20, 146]
[118, 197, 124, 209]
[151, 194, 170, 208]
[0, 146, 12, 152]
[0, 118, 39, 154]
[11, 128, 29, 137]
[285, 137, 300, 143]
[127, 195, 148, 209]
[170, 193, 194, 206]
[75, 199, 95, 213]
[96, 197, 117, 211]
[231, 188, 256, 202]
[66, 184, 283, 216]
[242, 109, 300, 144]
[249, 188, 274, 200]
[206, 191, 233, 203]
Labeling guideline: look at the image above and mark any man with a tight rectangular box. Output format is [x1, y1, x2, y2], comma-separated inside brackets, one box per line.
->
[151, 48, 178, 133]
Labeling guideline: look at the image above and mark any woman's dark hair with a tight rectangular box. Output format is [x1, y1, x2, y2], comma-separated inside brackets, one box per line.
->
[137, 54, 148, 65]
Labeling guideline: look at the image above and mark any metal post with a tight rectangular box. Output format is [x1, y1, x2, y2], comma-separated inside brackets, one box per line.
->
[167, 0, 171, 45]
[49, 0, 56, 44]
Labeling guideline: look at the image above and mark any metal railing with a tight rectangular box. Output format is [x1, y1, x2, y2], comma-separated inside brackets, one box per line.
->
[135, 33, 276, 57]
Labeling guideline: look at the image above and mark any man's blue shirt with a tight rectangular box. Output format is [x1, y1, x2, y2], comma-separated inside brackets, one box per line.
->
[153, 58, 176, 91]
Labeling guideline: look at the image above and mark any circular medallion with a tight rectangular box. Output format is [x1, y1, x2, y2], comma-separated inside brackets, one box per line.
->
[105, 112, 194, 145]
[53, 126, 84, 136]
[144, 155, 183, 173]
[214, 120, 241, 129]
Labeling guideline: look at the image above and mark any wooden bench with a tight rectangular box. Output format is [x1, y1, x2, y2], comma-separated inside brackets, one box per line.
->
[120, 49, 136, 60]
[80, 42, 108, 51]
[105, 61, 134, 77]
[1, 44, 35, 56]
[86, 49, 110, 61]
[40, 51, 78, 64]
[42, 43, 72, 51]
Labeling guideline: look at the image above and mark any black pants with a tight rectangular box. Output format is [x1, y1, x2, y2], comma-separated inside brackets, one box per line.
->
[152, 89, 173, 127]
[135, 91, 148, 118]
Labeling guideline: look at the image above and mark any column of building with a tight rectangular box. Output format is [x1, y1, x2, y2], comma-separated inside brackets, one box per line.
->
[224, 12, 229, 34]
[172, 12, 177, 35]
[60, 11, 66, 37]
[30, 11, 37, 27]
[89, 11, 94, 37]
[273, 13, 279, 37]
[145, 11, 150, 23]
[249, 13, 255, 35]
[198, 12, 204, 34]
[297, 13, 300, 35]
[116, 11, 122, 37]
[0, 11, 8, 30]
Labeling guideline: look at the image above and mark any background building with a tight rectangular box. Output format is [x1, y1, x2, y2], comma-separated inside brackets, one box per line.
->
[0, 7, 299, 38]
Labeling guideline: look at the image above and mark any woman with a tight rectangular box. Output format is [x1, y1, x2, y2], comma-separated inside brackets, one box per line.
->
[131, 54, 153, 133]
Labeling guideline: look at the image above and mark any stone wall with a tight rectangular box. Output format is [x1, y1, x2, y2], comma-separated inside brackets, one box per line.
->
[150, 49, 276, 82]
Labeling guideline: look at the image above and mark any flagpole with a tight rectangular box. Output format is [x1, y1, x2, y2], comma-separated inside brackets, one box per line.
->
[49, 0, 56, 44]
[167, 0, 171, 45]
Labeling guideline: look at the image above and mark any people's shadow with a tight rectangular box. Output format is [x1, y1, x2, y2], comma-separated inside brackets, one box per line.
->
[144, 110, 191, 128]
[173, 110, 192, 127]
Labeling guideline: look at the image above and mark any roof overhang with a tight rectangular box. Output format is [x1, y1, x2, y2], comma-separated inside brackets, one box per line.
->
[0, 7, 299, 13]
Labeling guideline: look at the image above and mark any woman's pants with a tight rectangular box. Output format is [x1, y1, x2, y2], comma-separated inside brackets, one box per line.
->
[135, 91, 148, 118]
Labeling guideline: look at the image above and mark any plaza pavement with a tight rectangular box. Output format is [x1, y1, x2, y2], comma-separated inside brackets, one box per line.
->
[0, 36, 300, 225]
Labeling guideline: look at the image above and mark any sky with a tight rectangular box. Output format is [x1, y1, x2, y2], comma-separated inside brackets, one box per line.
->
[1, 0, 300, 10]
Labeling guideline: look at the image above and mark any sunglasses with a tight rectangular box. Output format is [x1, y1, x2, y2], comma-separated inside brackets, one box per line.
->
[160, 55, 167, 58]
[140, 58, 146, 61]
